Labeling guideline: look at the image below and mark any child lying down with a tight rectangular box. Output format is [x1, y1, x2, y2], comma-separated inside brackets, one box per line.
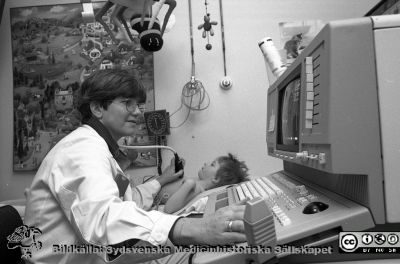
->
[153, 153, 249, 214]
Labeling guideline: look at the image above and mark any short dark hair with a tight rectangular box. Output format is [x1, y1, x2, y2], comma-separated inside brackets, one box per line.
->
[77, 69, 146, 122]
[215, 153, 249, 187]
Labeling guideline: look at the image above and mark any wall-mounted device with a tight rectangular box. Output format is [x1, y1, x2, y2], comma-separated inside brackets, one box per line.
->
[124, 109, 182, 175]
[144, 110, 170, 136]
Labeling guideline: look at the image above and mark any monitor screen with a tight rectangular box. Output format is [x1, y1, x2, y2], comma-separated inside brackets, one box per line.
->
[277, 77, 301, 152]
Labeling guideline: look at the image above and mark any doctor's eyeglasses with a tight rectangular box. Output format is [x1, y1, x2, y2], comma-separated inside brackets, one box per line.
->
[110, 99, 146, 113]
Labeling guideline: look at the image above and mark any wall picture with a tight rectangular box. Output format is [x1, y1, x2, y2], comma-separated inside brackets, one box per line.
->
[11, 2, 157, 171]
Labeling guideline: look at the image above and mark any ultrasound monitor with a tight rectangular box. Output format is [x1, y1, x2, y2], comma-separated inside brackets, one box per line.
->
[266, 14, 400, 226]
[276, 76, 301, 152]
[190, 14, 400, 264]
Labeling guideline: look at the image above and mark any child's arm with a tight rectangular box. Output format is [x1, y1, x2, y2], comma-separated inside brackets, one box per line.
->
[164, 179, 197, 214]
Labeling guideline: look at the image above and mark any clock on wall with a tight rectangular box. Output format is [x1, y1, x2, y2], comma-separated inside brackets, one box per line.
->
[144, 110, 170, 136]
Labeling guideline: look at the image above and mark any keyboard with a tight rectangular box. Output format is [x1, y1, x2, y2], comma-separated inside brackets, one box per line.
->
[190, 171, 376, 263]
[204, 172, 322, 228]
[203, 171, 374, 243]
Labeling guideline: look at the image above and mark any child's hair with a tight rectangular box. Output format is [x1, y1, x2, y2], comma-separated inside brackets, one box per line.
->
[215, 153, 249, 187]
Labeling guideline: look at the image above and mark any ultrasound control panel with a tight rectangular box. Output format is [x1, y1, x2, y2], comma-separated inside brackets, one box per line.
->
[195, 171, 375, 264]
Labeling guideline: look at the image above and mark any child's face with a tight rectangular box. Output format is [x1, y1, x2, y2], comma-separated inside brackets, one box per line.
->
[198, 158, 221, 181]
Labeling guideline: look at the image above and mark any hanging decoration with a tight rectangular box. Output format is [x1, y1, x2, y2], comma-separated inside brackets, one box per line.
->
[197, 0, 218, 50]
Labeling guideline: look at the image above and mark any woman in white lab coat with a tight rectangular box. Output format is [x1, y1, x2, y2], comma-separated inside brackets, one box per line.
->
[23, 69, 247, 264]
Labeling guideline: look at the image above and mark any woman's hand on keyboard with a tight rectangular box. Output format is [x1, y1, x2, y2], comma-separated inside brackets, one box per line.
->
[170, 200, 248, 245]
[201, 203, 247, 245]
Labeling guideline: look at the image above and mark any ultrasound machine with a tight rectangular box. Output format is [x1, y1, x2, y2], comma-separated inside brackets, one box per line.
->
[187, 14, 400, 264]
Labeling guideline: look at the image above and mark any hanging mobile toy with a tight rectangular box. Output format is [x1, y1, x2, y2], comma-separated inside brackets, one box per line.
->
[197, 0, 217, 50]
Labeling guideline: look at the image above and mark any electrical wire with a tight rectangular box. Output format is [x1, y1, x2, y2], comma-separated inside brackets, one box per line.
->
[119, 143, 174, 174]
[169, 0, 210, 129]
[119, 144, 177, 154]
[219, 0, 227, 77]
[156, 136, 163, 175]
[186, 0, 210, 110]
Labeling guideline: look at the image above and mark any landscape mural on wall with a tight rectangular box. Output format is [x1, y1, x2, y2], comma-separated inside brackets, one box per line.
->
[10, 2, 157, 171]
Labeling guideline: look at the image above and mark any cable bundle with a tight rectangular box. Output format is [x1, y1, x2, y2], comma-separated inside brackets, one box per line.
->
[182, 76, 209, 111]
[169, 0, 210, 128]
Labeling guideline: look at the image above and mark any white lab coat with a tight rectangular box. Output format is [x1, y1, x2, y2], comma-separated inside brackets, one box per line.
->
[23, 125, 180, 264]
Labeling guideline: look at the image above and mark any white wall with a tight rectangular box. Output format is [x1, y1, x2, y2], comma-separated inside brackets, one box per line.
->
[0, 0, 378, 200]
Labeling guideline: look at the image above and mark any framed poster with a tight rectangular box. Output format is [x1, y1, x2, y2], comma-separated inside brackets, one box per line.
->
[10, 1, 157, 171]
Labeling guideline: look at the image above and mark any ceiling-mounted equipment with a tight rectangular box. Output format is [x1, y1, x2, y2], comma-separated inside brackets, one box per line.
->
[94, 0, 176, 51]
